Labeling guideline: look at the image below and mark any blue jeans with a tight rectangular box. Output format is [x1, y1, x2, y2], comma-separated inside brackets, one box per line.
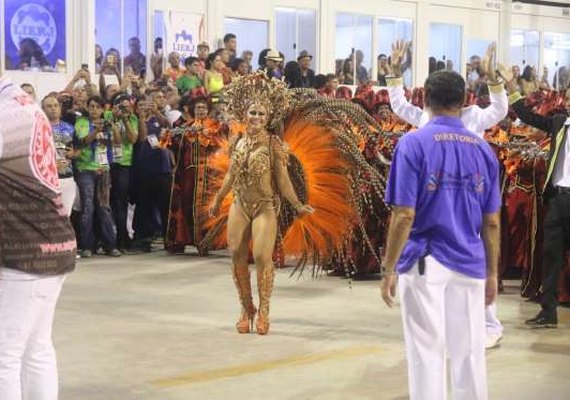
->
[110, 164, 131, 249]
[77, 170, 117, 251]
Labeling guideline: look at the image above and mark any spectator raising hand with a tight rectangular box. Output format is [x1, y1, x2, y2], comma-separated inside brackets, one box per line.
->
[390, 40, 410, 78]
[480, 42, 498, 82]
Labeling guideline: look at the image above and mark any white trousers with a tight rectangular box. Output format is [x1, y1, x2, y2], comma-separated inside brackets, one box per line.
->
[59, 177, 76, 217]
[485, 302, 503, 336]
[399, 256, 488, 400]
[0, 269, 66, 400]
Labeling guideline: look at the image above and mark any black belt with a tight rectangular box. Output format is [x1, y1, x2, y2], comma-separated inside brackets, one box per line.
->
[555, 186, 570, 195]
[418, 256, 426, 276]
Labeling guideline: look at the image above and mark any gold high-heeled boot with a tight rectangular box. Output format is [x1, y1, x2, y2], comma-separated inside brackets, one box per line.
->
[256, 265, 275, 335]
[232, 264, 256, 334]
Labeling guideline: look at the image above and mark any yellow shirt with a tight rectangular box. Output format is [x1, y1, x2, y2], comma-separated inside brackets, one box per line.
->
[205, 71, 224, 94]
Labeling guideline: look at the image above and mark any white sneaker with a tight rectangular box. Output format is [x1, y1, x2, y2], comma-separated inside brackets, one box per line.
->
[485, 333, 503, 349]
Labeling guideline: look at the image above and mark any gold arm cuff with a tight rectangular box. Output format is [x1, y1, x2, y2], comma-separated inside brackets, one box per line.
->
[508, 92, 524, 106]
[386, 77, 404, 87]
[488, 83, 504, 94]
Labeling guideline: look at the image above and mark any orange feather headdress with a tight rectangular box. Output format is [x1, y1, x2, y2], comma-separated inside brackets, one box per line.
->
[201, 78, 392, 276]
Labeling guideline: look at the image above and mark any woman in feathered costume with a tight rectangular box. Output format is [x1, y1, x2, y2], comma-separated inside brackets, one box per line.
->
[206, 72, 389, 335]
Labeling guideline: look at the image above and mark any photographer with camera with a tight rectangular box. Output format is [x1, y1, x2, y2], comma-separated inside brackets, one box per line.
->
[64, 67, 98, 112]
[74, 96, 122, 258]
[106, 93, 139, 252]
[119, 68, 147, 99]
[99, 53, 123, 105]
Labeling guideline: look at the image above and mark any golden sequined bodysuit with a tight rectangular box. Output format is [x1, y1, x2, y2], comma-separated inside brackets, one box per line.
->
[230, 134, 280, 220]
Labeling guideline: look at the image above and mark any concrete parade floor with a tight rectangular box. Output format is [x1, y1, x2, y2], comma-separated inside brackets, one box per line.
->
[56, 250, 570, 400]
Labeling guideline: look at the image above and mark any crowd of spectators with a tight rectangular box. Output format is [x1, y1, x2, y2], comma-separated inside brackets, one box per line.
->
[18, 33, 570, 260]
[23, 33, 364, 259]
[465, 54, 566, 97]
[9, 33, 570, 99]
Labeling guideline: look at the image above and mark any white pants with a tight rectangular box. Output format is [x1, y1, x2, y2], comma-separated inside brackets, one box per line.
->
[399, 256, 488, 400]
[59, 177, 76, 217]
[0, 269, 66, 400]
[485, 302, 503, 336]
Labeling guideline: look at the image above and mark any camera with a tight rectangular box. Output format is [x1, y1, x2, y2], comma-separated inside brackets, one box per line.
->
[59, 95, 73, 111]
[118, 104, 129, 114]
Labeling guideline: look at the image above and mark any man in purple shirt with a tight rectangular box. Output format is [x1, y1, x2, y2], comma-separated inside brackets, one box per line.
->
[381, 70, 501, 400]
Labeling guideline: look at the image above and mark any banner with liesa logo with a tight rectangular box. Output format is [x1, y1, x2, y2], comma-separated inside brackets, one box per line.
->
[164, 12, 205, 60]
[4, 0, 66, 71]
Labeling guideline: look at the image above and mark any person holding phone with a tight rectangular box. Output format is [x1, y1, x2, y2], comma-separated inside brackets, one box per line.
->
[64, 67, 96, 98]
[106, 93, 139, 252]
[74, 96, 122, 258]
[99, 52, 123, 104]
[131, 91, 172, 252]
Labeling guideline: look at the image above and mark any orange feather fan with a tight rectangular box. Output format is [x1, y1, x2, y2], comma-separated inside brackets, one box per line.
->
[281, 117, 354, 258]
[201, 117, 355, 266]
[202, 140, 233, 250]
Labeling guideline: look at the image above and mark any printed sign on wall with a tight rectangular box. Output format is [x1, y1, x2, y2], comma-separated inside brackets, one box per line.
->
[164, 12, 206, 60]
[4, 0, 67, 71]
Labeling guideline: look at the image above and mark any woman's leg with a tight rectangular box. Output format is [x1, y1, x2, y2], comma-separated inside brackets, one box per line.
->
[227, 202, 255, 333]
[251, 208, 278, 335]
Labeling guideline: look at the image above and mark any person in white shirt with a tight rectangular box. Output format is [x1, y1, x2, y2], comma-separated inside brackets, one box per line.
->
[386, 41, 508, 349]
[387, 42, 508, 137]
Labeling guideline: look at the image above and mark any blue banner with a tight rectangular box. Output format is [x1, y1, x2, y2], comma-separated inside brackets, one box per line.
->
[4, 0, 66, 71]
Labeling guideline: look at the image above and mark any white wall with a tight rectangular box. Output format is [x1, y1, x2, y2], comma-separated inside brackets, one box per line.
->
[3, 0, 570, 98]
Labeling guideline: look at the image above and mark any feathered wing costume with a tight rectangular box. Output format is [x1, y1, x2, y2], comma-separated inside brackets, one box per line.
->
[201, 72, 391, 276]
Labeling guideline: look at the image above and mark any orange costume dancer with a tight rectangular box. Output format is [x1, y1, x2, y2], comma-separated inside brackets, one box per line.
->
[166, 95, 226, 254]
[500, 125, 549, 298]
[205, 73, 389, 334]
[347, 88, 410, 278]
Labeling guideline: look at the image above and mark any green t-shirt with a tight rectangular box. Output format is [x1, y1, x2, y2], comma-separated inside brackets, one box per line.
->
[104, 113, 138, 167]
[176, 74, 203, 95]
[74, 117, 110, 172]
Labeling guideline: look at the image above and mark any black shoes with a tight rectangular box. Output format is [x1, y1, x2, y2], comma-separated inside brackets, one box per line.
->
[106, 248, 122, 257]
[80, 249, 92, 258]
[525, 311, 558, 328]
